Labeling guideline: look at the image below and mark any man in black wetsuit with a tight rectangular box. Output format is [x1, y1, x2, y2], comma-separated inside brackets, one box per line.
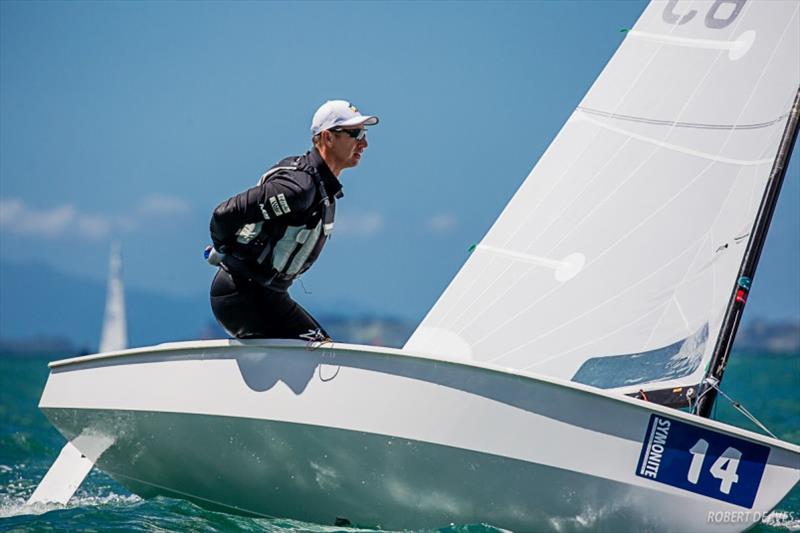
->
[206, 100, 379, 340]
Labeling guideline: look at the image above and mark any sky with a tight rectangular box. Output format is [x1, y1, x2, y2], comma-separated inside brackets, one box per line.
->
[1, 0, 798, 325]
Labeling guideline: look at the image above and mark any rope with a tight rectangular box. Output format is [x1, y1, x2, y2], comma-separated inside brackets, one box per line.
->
[702, 380, 777, 439]
[302, 330, 339, 381]
[299, 279, 312, 294]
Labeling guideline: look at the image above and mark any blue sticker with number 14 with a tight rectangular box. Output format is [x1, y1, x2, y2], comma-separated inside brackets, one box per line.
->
[636, 414, 770, 508]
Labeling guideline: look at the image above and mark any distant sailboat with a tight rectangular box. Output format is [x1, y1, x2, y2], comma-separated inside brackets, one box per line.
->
[98, 242, 128, 353]
[27, 242, 128, 506]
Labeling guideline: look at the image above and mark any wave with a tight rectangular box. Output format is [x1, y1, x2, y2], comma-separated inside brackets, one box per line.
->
[0, 491, 141, 519]
[762, 510, 800, 532]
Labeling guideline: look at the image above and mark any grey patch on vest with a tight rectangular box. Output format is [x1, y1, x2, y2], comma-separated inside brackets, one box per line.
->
[285, 221, 322, 276]
[271, 226, 306, 272]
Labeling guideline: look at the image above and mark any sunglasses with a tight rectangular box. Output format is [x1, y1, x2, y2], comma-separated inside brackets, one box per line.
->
[332, 128, 367, 141]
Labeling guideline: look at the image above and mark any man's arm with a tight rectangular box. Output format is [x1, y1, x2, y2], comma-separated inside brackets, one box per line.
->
[209, 173, 315, 252]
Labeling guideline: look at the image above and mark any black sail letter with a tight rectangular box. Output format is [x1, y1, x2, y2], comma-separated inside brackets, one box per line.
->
[705, 0, 746, 29]
[663, 0, 697, 25]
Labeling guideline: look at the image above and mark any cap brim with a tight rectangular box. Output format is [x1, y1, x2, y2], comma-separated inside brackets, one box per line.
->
[338, 115, 379, 128]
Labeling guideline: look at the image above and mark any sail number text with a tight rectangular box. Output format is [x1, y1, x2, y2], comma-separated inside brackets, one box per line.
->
[637, 414, 769, 507]
[663, 0, 745, 29]
[688, 439, 742, 494]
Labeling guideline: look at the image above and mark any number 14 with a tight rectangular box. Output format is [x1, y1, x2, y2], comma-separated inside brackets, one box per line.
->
[688, 439, 742, 494]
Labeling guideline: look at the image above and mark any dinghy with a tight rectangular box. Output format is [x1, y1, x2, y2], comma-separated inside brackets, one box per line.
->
[33, 1, 799, 530]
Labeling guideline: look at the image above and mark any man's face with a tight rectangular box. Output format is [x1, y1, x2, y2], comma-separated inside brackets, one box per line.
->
[327, 127, 369, 169]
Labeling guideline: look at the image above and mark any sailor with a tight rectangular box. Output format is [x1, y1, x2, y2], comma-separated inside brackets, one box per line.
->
[206, 100, 379, 340]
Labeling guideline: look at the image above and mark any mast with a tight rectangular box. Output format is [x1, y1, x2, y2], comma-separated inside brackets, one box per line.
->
[695, 87, 800, 418]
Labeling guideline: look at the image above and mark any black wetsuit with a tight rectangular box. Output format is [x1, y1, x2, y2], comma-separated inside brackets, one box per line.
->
[209, 148, 342, 340]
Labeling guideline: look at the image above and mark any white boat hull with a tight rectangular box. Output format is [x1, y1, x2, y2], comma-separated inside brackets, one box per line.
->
[39, 340, 799, 531]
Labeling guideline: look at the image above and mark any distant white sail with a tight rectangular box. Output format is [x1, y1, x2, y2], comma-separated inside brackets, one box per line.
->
[406, 0, 800, 395]
[99, 242, 128, 353]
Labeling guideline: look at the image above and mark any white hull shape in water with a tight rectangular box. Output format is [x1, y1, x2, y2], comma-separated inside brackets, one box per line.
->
[39, 340, 798, 531]
[34, 0, 800, 529]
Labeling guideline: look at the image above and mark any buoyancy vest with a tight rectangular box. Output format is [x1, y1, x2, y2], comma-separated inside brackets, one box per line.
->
[215, 154, 339, 290]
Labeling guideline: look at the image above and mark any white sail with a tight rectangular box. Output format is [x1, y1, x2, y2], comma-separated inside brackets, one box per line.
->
[405, 0, 800, 395]
[98, 242, 128, 353]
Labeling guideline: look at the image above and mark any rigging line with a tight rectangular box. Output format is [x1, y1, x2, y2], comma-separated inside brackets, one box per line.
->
[469, 9, 793, 349]
[708, 381, 777, 439]
[576, 107, 790, 131]
[485, 227, 713, 367]
[431, 15, 688, 330]
[520, 300, 668, 371]
[456, 14, 752, 341]
[577, 112, 776, 166]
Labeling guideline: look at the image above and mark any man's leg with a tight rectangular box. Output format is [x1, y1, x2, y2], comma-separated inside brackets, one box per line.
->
[257, 290, 330, 340]
[210, 269, 260, 338]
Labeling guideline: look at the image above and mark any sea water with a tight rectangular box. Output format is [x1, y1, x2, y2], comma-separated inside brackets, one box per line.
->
[1, 351, 797, 532]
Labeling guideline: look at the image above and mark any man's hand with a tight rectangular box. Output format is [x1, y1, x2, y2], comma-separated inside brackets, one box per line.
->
[204, 245, 225, 266]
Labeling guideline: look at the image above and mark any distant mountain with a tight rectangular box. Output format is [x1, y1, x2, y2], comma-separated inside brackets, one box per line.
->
[2, 258, 796, 355]
[0, 335, 81, 358]
[0, 259, 212, 348]
[319, 315, 413, 348]
[0, 259, 415, 350]
[197, 316, 413, 348]
[735, 320, 800, 354]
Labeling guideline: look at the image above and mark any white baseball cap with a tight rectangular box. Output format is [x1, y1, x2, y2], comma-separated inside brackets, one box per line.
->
[311, 100, 379, 136]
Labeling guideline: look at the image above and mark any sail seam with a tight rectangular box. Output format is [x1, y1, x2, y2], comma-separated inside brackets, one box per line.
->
[577, 107, 789, 131]
[576, 112, 775, 166]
